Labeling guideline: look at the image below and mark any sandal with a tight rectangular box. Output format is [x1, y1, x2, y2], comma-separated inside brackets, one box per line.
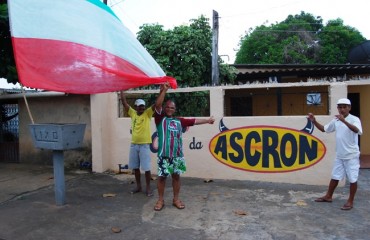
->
[154, 200, 164, 211]
[314, 197, 332, 203]
[341, 204, 353, 210]
[130, 188, 142, 194]
[172, 199, 185, 209]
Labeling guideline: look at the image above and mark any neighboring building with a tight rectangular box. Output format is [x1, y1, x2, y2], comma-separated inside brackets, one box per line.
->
[229, 64, 370, 117]
[0, 91, 91, 167]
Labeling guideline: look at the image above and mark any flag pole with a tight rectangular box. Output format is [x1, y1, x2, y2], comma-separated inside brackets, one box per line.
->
[21, 85, 35, 124]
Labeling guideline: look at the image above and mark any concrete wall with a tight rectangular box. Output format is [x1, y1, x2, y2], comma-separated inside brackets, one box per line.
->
[18, 94, 91, 167]
[4, 78, 368, 186]
[91, 81, 370, 186]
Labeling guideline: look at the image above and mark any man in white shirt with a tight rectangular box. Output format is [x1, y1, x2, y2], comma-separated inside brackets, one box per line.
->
[308, 98, 363, 210]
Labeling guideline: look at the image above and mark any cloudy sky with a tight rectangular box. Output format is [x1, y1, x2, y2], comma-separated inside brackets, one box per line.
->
[1, 0, 368, 88]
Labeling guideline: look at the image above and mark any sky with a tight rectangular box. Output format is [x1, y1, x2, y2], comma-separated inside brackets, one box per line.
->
[1, 0, 369, 89]
[110, 0, 370, 63]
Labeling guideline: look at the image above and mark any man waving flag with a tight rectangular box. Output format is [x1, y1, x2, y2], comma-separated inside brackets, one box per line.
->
[8, 0, 177, 94]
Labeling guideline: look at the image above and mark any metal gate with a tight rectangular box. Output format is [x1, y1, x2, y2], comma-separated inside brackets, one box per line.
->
[0, 102, 19, 163]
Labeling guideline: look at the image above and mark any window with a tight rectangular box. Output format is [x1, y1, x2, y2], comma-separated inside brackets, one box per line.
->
[225, 86, 329, 116]
[306, 93, 321, 105]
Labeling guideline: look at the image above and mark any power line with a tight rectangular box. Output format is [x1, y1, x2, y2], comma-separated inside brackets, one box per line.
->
[108, 0, 125, 8]
[220, 0, 304, 19]
[254, 30, 354, 33]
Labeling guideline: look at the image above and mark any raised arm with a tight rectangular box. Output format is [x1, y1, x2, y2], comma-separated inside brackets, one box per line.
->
[307, 113, 325, 132]
[120, 91, 130, 112]
[194, 116, 215, 125]
[155, 82, 170, 112]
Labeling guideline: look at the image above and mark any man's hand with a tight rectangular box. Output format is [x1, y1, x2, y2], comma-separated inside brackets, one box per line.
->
[335, 114, 345, 122]
[208, 116, 215, 124]
[160, 82, 170, 92]
[307, 113, 315, 122]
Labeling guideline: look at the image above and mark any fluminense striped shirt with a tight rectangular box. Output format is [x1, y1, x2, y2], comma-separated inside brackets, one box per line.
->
[155, 111, 195, 158]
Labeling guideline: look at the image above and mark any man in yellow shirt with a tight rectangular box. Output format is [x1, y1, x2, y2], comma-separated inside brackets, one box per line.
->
[120, 91, 155, 197]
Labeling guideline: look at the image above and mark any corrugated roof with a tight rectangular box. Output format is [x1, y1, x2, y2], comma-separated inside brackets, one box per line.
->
[231, 64, 370, 82]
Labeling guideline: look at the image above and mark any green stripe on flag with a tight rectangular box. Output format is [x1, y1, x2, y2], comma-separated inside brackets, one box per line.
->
[86, 0, 120, 20]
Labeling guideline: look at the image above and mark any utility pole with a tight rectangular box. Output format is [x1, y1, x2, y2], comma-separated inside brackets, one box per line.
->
[212, 10, 219, 86]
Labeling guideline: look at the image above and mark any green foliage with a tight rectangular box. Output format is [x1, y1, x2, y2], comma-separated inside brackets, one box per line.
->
[137, 15, 236, 87]
[235, 11, 365, 64]
[140, 91, 209, 117]
[0, 3, 18, 84]
[219, 62, 237, 85]
[318, 19, 366, 63]
[136, 16, 235, 116]
[165, 91, 209, 117]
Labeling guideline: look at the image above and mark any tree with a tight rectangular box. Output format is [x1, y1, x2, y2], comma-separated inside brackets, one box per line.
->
[135, 15, 237, 116]
[0, 2, 17, 84]
[235, 11, 366, 64]
[137, 15, 236, 87]
[318, 18, 366, 63]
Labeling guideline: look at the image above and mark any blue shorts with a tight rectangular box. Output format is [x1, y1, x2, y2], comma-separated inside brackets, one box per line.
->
[128, 144, 151, 171]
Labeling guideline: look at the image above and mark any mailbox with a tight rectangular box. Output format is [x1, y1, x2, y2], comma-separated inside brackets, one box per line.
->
[28, 123, 86, 206]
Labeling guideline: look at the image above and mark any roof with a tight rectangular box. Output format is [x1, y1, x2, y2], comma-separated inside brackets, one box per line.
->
[231, 64, 370, 83]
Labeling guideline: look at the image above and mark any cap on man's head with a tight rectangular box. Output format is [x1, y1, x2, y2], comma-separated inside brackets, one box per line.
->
[134, 99, 145, 106]
[337, 98, 351, 105]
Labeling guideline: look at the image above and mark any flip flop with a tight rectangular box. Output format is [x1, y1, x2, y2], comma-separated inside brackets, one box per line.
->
[146, 191, 153, 197]
[154, 200, 164, 211]
[173, 199, 185, 209]
[341, 204, 353, 210]
[130, 188, 142, 194]
[314, 197, 332, 203]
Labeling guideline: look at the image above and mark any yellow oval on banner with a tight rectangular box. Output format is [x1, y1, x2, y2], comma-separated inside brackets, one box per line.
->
[209, 126, 326, 173]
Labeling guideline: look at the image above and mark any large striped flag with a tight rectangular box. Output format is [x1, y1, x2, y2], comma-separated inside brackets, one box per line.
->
[8, 0, 177, 94]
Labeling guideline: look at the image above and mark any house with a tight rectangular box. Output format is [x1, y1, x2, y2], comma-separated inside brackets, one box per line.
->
[0, 90, 91, 167]
[90, 64, 370, 186]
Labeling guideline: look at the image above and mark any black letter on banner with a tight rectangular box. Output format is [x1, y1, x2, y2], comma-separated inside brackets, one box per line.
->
[245, 131, 261, 166]
[299, 135, 318, 164]
[229, 132, 243, 163]
[214, 135, 228, 160]
[280, 133, 297, 167]
[262, 130, 281, 168]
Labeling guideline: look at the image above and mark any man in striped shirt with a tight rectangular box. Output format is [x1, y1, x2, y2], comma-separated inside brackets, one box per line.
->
[153, 83, 215, 211]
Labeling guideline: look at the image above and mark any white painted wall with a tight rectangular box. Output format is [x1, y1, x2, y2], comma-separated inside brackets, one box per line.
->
[90, 82, 358, 186]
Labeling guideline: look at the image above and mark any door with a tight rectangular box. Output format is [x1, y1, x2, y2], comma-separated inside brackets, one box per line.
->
[0, 101, 19, 163]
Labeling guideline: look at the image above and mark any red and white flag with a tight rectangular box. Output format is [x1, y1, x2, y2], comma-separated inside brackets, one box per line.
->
[8, 0, 177, 94]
